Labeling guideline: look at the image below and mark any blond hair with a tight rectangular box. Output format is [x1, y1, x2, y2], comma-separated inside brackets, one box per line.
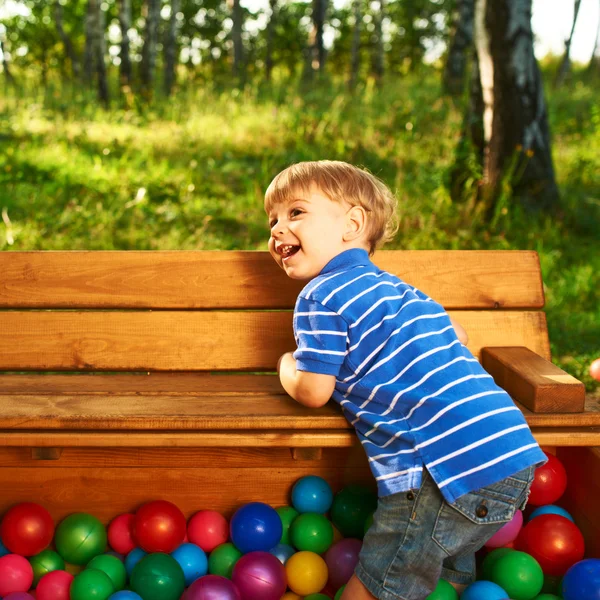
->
[264, 160, 399, 254]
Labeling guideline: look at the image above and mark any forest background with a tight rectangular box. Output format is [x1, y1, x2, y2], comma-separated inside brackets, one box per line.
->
[0, 0, 599, 391]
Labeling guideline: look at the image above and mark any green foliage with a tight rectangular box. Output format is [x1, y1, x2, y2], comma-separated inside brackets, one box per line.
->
[0, 70, 598, 391]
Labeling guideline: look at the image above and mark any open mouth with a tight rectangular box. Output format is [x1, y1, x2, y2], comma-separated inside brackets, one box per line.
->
[277, 244, 300, 260]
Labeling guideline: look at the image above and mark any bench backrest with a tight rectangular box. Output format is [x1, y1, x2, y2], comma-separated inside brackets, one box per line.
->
[0, 251, 549, 372]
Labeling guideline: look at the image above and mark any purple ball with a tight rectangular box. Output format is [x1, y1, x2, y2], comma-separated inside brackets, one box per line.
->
[325, 538, 362, 589]
[186, 575, 241, 600]
[232, 551, 287, 600]
[4, 594, 36, 600]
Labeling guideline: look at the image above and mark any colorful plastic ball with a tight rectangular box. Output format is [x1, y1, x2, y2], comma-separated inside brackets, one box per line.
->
[35, 569, 74, 600]
[484, 509, 523, 548]
[109, 592, 144, 600]
[0, 538, 9, 557]
[282, 593, 303, 600]
[134, 500, 186, 553]
[108, 513, 136, 555]
[230, 502, 282, 554]
[171, 542, 208, 585]
[285, 550, 328, 596]
[269, 542, 296, 564]
[276, 506, 299, 545]
[231, 551, 286, 600]
[0, 503, 54, 557]
[55, 513, 107, 565]
[529, 504, 574, 522]
[29, 548, 65, 585]
[70, 568, 115, 600]
[528, 453, 568, 506]
[304, 595, 330, 600]
[480, 547, 515, 580]
[334, 585, 346, 600]
[425, 578, 458, 599]
[590, 358, 600, 382]
[519, 514, 585, 576]
[186, 574, 241, 600]
[290, 512, 334, 554]
[130, 552, 185, 600]
[187, 510, 229, 553]
[324, 538, 362, 590]
[292, 476, 334, 514]
[3, 593, 35, 600]
[562, 558, 600, 600]
[460, 580, 509, 600]
[490, 549, 544, 599]
[87, 554, 127, 591]
[330, 486, 378, 538]
[0, 554, 34, 595]
[124, 547, 147, 577]
[208, 542, 242, 578]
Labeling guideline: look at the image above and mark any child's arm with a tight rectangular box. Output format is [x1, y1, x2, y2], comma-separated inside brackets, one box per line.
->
[449, 317, 469, 346]
[278, 352, 336, 408]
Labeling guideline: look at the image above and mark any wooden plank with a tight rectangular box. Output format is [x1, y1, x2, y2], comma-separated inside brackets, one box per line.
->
[0, 251, 544, 310]
[482, 346, 585, 413]
[531, 428, 600, 446]
[0, 310, 551, 371]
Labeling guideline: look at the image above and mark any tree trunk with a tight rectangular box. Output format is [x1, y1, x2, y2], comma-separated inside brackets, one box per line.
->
[443, 0, 475, 95]
[91, 0, 109, 105]
[55, 1, 80, 78]
[230, 0, 245, 84]
[586, 0, 600, 74]
[349, 0, 361, 89]
[164, 0, 180, 96]
[119, 0, 132, 87]
[83, 0, 95, 83]
[141, 0, 160, 92]
[555, 0, 582, 86]
[303, 0, 328, 79]
[265, 0, 277, 82]
[372, 0, 385, 84]
[471, 0, 559, 212]
[0, 38, 15, 85]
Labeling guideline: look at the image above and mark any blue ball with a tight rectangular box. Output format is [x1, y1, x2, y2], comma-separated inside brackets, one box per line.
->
[269, 543, 296, 564]
[171, 542, 208, 585]
[0, 539, 9, 557]
[109, 592, 143, 600]
[292, 476, 334, 514]
[124, 547, 147, 577]
[230, 502, 283, 554]
[562, 558, 600, 600]
[530, 504, 575, 523]
[461, 580, 508, 600]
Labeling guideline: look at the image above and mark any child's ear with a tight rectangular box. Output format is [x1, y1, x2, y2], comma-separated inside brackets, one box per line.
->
[343, 205, 367, 242]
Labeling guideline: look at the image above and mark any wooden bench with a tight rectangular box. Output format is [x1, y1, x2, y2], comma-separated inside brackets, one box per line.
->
[1, 250, 599, 557]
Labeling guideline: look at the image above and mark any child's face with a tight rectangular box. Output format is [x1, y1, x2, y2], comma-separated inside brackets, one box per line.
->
[267, 186, 352, 280]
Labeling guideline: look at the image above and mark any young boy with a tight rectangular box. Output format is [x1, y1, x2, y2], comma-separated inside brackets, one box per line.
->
[265, 160, 546, 600]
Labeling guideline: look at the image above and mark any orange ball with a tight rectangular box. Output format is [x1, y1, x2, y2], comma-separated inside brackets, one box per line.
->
[285, 551, 328, 596]
[590, 358, 600, 382]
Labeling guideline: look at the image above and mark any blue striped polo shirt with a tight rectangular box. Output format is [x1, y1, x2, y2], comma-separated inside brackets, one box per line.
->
[293, 248, 546, 503]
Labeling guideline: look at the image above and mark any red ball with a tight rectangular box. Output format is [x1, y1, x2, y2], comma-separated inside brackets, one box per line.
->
[133, 500, 186, 553]
[36, 570, 74, 600]
[518, 514, 584, 576]
[528, 453, 567, 506]
[0, 503, 54, 556]
[187, 510, 229, 553]
[590, 358, 600, 382]
[108, 513, 136, 555]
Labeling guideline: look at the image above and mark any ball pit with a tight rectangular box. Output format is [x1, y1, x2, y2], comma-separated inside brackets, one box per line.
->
[528, 452, 568, 506]
[55, 512, 107, 565]
[134, 500, 187, 553]
[130, 552, 186, 600]
[0, 503, 54, 557]
[107, 513, 136, 555]
[185, 574, 241, 599]
[187, 510, 229, 553]
[230, 502, 283, 553]
[291, 475, 334, 514]
[35, 570, 74, 600]
[231, 551, 287, 600]
[562, 558, 600, 600]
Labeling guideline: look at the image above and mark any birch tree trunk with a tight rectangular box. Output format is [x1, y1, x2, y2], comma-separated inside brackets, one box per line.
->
[349, 0, 361, 89]
[55, 1, 80, 78]
[141, 0, 160, 92]
[443, 0, 474, 95]
[119, 0, 132, 87]
[265, 0, 277, 82]
[372, 0, 385, 84]
[586, 1, 600, 73]
[555, 0, 582, 86]
[83, 0, 95, 83]
[164, 0, 180, 96]
[92, 0, 109, 105]
[230, 0, 245, 84]
[471, 0, 559, 211]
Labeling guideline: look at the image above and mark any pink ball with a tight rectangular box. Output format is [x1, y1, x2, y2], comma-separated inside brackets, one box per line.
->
[108, 513, 136, 555]
[232, 551, 287, 600]
[0, 554, 34, 596]
[186, 574, 241, 600]
[188, 511, 229, 553]
[36, 570, 74, 600]
[325, 538, 362, 589]
[485, 509, 523, 549]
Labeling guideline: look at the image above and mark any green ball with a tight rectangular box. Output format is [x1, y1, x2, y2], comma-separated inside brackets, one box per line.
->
[305, 595, 330, 600]
[290, 512, 334, 553]
[533, 595, 562, 599]
[480, 547, 515, 581]
[29, 549, 65, 585]
[55, 513, 107, 565]
[70, 568, 115, 600]
[87, 554, 127, 591]
[364, 510, 374, 535]
[331, 485, 378, 538]
[207, 542, 242, 578]
[334, 585, 346, 600]
[491, 550, 544, 600]
[131, 553, 185, 600]
[276, 506, 299, 545]
[425, 578, 459, 599]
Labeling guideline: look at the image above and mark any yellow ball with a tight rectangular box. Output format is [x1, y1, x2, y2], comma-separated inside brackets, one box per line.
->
[281, 593, 303, 600]
[285, 550, 328, 596]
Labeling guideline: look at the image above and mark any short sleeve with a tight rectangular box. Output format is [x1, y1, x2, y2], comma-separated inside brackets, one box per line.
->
[293, 297, 348, 376]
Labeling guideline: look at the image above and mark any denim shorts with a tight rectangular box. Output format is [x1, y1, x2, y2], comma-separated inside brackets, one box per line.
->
[355, 466, 535, 600]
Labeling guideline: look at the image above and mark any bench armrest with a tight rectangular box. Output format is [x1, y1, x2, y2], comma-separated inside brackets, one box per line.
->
[481, 346, 585, 414]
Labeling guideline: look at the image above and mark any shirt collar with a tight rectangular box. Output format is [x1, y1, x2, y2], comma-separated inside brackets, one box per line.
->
[320, 248, 371, 275]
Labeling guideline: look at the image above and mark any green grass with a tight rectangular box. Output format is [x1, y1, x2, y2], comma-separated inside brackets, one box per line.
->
[0, 71, 598, 391]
